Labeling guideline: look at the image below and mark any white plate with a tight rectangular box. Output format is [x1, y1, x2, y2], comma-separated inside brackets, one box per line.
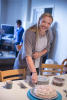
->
[30, 88, 58, 100]
[38, 75, 49, 84]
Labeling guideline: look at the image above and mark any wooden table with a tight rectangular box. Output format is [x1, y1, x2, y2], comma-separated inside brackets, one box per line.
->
[0, 80, 30, 100]
[0, 74, 67, 100]
[49, 74, 67, 100]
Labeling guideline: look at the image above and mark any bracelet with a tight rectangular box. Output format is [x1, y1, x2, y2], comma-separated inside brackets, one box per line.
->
[32, 72, 37, 74]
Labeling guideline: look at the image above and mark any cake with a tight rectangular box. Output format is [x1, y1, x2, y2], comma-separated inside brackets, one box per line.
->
[33, 85, 57, 99]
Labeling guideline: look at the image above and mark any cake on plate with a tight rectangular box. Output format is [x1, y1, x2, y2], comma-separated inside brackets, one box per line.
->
[33, 85, 57, 99]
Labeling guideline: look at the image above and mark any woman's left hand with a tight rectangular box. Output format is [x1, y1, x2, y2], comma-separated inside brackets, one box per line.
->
[33, 52, 40, 59]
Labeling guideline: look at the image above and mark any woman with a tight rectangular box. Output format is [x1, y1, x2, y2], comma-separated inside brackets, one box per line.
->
[14, 13, 53, 83]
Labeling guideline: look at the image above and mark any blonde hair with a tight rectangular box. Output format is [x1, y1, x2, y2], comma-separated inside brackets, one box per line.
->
[39, 13, 53, 23]
[29, 13, 53, 39]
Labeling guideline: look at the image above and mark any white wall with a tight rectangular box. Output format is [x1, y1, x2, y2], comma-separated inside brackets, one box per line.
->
[1, 0, 28, 29]
[6, 0, 23, 25]
[0, 0, 1, 27]
[52, 0, 67, 64]
[31, 0, 67, 64]
[1, 0, 7, 24]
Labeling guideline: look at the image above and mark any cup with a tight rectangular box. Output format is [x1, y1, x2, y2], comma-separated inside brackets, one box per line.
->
[5, 80, 13, 89]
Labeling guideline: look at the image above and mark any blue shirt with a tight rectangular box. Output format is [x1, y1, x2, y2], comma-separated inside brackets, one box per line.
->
[14, 27, 24, 45]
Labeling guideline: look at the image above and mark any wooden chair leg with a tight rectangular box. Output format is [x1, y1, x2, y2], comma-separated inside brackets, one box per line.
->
[0, 71, 2, 82]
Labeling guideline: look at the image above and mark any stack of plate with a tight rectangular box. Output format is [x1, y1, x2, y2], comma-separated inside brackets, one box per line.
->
[37, 75, 49, 85]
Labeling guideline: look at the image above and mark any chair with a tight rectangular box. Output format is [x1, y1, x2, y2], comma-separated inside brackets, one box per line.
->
[62, 58, 67, 73]
[0, 68, 26, 82]
[40, 64, 63, 76]
[62, 58, 67, 66]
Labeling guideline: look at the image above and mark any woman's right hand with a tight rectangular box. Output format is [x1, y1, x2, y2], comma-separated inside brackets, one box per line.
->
[31, 72, 38, 84]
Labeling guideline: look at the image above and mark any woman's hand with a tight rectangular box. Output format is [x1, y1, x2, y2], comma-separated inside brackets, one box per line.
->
[33, 49, 47, 59]
[33, 52, 40, 59]
[31, 72, 38, 84]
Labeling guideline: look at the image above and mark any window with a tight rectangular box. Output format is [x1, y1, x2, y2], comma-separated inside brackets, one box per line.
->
[32, 7, 53, 24]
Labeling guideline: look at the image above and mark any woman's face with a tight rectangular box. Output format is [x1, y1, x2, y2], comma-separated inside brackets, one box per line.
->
[39, 16, 53, 36]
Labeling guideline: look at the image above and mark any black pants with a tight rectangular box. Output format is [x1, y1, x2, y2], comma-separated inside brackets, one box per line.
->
[30, 68, 39, 75]
[42, 53, 48, 63]
[14, 44, 19, 57]
[16, 51, 19, 57]
[36, 68, 39, 75]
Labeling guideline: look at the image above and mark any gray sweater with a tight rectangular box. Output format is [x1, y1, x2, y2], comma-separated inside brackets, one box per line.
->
[14, 29, 53, 70]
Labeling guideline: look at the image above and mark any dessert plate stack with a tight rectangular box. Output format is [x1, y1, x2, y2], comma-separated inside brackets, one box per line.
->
[37, 75, 49, 85]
